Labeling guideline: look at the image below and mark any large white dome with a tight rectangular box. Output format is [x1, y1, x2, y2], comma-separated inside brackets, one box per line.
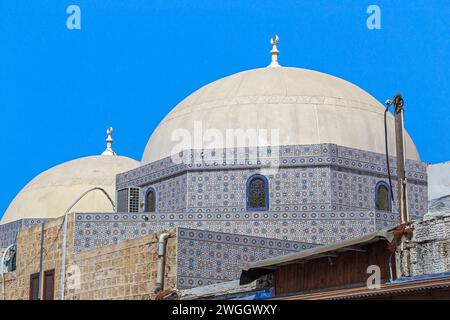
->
[142, 67, 420, 164]
[1, 156, 139, 224]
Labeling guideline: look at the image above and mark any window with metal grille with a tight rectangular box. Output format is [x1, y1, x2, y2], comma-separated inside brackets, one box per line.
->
[247, 174, 269, 211]
[375, 182, 391, 212]
[129, 187, 140, 213]
[145, 188, 156, 213]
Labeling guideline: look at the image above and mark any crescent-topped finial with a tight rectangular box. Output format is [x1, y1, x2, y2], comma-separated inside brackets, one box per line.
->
[270, 34, 279, 46]
[102, 127, 116, 156]
[268, 34, 281, 68]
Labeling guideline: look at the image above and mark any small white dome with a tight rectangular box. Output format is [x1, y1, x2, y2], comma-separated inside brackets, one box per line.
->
[142, 67, 420, 164]
[1, 156, 139, 224]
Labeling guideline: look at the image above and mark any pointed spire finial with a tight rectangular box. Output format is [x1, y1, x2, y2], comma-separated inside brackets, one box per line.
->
[101, 127, 116, 156]
[267, 34, 281, 68]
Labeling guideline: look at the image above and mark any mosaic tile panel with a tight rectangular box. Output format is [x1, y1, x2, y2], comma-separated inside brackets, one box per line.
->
[140, 174, 187, 212]
[73, 213, 152, 253]
[184, 167, 332, 212]
[330, 167, 427, 217]
[176, 228, 319, 288]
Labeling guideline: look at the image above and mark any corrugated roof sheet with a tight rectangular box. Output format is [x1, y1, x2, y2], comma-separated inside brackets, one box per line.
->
[244, 230, 394, 271]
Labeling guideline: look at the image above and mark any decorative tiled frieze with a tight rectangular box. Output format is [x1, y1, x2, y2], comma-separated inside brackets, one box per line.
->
[117, 144, 427, 190]
[122, 168, 426, 219]
[73, 209, 400, 253]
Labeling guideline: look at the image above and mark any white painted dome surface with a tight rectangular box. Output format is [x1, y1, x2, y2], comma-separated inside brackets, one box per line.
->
[428, 162, 450, 201]
[142, 67, 420, 164]
[1, 156, 139, 224]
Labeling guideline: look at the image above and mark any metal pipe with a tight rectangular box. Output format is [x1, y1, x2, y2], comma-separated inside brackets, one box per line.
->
[155, 233, 171, 292]
[60, 187, 115, 300]
[401, 110, 410, 221]
[38, 222, 45, 300]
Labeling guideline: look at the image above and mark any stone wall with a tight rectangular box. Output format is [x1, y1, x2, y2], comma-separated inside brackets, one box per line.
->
[1, 214, 177, 300]
[399, 213, 450, 278]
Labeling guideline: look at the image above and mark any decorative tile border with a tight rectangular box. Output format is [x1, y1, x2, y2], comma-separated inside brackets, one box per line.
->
[73, 210, 399, 253]
[117, 144, 426, 190]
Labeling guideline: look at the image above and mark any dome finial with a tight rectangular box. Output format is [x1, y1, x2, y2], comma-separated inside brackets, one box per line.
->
[101, 127, 116, 156]
[267, 34, 281, 68]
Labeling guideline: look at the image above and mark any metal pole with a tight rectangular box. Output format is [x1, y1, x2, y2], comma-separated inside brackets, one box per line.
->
[38, 222, 45, 300]
[59, 187, 115, 300]
[392, 94, 409, 224]
[60, 211, 68, 300]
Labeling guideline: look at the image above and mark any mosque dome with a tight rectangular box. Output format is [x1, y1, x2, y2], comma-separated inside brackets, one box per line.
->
[142, 39, 419, 164]
[1, 130, 139, 224]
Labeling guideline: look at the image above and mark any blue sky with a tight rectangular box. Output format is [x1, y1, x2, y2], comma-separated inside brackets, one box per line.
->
[0, 0, 448, 219]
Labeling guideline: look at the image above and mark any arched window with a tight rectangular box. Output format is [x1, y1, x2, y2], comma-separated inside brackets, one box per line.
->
[145, 188, 156, 213]
[375, 181, 391, 212]
[246, 174, 269, 211]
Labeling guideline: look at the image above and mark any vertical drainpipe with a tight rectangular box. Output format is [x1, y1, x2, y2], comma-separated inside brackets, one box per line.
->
[60, 211, 69, 300]
[155, 233, 170, 292]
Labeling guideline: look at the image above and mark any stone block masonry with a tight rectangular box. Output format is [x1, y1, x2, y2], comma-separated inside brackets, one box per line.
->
[1, 214, 177, 300]
[399, 213, 450, 278]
